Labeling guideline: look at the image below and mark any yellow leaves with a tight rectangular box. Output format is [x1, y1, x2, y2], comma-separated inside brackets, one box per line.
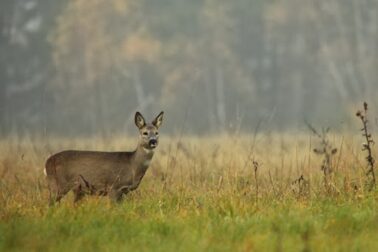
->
[50, 0, 134, 87]
[121, 33, 161, 63]
[49, 0, 160, 89]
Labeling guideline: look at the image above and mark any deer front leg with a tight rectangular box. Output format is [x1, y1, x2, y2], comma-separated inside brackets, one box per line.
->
[73, 184, 85, 203]
[109, 186, 130, 203]
[72, 175, 95, 203]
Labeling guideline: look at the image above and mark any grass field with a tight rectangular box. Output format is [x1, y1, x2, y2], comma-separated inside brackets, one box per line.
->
[1, 133, 378, 251]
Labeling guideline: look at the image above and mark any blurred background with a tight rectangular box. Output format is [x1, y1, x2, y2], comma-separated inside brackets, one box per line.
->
[1, 0, 377, 137]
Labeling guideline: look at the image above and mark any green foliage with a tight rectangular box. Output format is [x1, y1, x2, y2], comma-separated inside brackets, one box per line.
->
[1, 193, 378, 251]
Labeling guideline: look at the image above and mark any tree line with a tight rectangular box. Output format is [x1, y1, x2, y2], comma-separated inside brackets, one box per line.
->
[1, 0, 377, 136]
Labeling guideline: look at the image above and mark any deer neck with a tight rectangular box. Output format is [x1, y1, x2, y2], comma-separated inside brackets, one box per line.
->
[131, 144, 155, 175]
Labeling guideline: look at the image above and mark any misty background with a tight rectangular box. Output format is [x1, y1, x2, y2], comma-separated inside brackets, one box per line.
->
[1, 0, 377, 137]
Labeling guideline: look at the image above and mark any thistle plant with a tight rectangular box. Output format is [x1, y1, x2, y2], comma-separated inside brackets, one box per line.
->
[306, 123, 337, 193]
[356, 102, 376, 189]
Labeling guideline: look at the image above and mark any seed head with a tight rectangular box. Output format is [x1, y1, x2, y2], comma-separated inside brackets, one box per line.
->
[331, 148, 338, 155]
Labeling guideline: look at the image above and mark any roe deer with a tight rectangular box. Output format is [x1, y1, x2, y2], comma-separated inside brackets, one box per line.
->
[45, 111, 164, 205]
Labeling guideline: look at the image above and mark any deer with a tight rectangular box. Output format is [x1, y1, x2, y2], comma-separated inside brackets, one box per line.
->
[44, 111, 164, 205]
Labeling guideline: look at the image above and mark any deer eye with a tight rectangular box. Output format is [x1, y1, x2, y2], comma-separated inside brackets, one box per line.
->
[143, 132, 148, 136]
[155, 132, 159, 135]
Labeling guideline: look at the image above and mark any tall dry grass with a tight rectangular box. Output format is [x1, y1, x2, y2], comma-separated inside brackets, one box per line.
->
[0, 132, 373, 208]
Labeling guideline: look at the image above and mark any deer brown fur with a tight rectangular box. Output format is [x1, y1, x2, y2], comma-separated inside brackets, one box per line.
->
[45, 111, 164, 205]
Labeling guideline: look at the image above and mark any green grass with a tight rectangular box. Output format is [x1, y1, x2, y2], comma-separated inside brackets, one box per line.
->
[1, 189, 378, 252]
[1, 134, 378, 251]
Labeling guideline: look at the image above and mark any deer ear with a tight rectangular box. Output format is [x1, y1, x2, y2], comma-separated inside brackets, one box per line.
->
[152, 111, 164, 129]
[135, 112, 146, 129]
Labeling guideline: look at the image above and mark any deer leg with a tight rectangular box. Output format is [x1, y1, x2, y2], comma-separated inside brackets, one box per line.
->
[48, 190, 65, 206]
[73, 175, 94, 203]
[49, 188, 69, 206]
[109, 187, 130, 203]
[47, 177, 65, 206]
[48, 191, 57, 206]
[109, 190, 123, 203]
[73, 184, 85, 203]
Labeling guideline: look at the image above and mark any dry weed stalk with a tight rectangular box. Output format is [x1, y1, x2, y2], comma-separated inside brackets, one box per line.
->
[253, 160, 260, 206]
[306, 123, 337, 193]
[356, 102, 376, 189]
[291, 175, 310, 199]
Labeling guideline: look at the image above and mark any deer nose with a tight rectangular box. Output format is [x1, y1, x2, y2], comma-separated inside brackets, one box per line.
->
[149, 139, 157, 148]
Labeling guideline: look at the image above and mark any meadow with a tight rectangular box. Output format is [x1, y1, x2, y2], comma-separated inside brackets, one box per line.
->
[1, 132, 378, 251]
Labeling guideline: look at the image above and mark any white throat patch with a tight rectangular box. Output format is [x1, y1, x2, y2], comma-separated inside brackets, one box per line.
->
[143, 147, 155, 155]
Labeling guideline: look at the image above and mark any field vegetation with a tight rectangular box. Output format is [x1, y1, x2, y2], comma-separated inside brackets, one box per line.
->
[1, 128, 378, 251]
